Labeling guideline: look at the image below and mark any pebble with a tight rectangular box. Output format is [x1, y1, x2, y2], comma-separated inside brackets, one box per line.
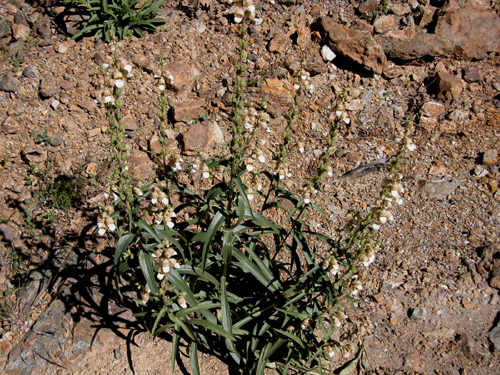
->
[321, 45, 336, 62]
[410, 307, 425, 320]
[2, 116, 20, 134]
[482, 149, 498, 166]
[39, 72, 58, 99]
[22, 66, 39, 79]
[0, 71, 20, 92]
[489, 321, 500, 351]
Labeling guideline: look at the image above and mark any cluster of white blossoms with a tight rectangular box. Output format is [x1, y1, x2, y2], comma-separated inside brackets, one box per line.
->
[228, 0, 262, 25]
[177, 292, 187, 309]
[97, 210, 116, 236]
[394, 131, 417, 152]
[101, 57, 133, 104]
[245, 176, 262, 200]
[322, 257, 340, 276]
[242, 107, 270, 133]
[294, 70, 314, 93]
[168, 153, 183, 172]
[298, 184, 317, 204]
[148, 184, 176, 228]
[335, 110, 351, 125]
[141, 286, 151, 304]
[153, 244, 181, 280]
[154, 72, 175, 92]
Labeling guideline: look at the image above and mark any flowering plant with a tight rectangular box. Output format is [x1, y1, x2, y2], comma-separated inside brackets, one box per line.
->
[97, 11, 416, 375]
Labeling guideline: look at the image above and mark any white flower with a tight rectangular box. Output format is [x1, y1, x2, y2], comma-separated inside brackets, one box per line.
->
[157, 273, 165, 280]
[98, 228, 106, 236]
[162, 265, 170, 274]
[299, 147, 305, 153]
[114, 79, 125, 88]
[161, 197, 169, 205]
[404, 138, 417, 151]
[294, 84, 301, 90]
[104, 95, 113, 103]
[202, 171, 210, 179]
[167, 221, 175, 229]
[304, 198, 310, 204]
[152, 198, 158, 205]
[372, 223, 381, 230]
[247, 193, 254, 201]
[363, 254, 375, 267]
[159, 84, 165, 91]
[124, 64, 132, 73]
[258, 155, 265, 163]
[336, 110, 342, 117]
[102, 63, 109, 70]
[107, 223, 116, 232]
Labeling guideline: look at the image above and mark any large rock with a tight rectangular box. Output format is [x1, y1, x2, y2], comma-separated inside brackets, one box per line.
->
[173, 99, 206, 122]
[321, 17, 387, 75]
[164, 63, 199, 92]
[39, 72, 58, 99]
[377, 28, 454, 62]
[181, 121, 223, 155]
[435, 8, 500, 60]
[0, 72, 21, 92]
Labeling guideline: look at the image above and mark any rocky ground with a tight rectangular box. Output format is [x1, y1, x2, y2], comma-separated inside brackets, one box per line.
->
[0, 0, 500, 374]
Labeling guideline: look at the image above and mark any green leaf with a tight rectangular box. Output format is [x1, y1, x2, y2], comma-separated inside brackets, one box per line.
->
[175, 302, 220, 318]
[339, 348, 362, 375]
[222, 231, 236, 265]
[190, 342, 200, 375]
[234, 175, 254, 219]
[138, 250, 158, 294]
[170, 313, 196, 341]
[177, 265, 220, 288]
[188, 319, 234, 341]
[221, 276, 241, 364]
[114, 233, 135, 266]
[151, 306, 167, 339]
[232, 248, 278, 292]
[171, 326, 179, 373]
[275, 328, 305, 348]
[200, 211, 225, 272]
[137, 218, 161, 242]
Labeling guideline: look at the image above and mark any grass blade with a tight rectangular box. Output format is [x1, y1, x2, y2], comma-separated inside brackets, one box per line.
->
[138, 250, 158, 294]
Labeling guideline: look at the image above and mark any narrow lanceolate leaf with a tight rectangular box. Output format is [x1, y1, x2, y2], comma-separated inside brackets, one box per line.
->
[176, 265, 220, 287]
[275, 328, 305, 348]
[115, 233, 135, 266]
[138, 250, 158, 294]
[190, 342, 200, 375]
[171, 324, 180, 373]
[232, 248, 277, 292]
[169, 313, 196, 341]
[151, 306, 167, 339]
[222, 231, 236, 265]
[221, 276, 241, 364]
[188, 319, 234, 340]
[137, 218, 161, 242]
[200, 211, 226, 272]
[234, 175, 255, 219]
[175, 302, 221, 318]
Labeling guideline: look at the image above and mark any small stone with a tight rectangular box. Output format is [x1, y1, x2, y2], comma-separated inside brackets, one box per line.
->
[86, 128, 101, 138]
[262, 78, 295, 99]
[422, 328, 456, 340]
[296, 27, 310, 47]
[461, 299, 476, 309]
[173, 99, 206, 123]
[164, 63, 199, 92]
[12, 23, 30, 40]
[128, 151, 157, 181]
[36, 17, 52, 39]
[268, 33, 290, 54]
[0, 72, 21, 93]
[373, 14, 398, 34]
[181, 121, 223, 155]
[410, 307, 424, 320]
[51, 99, 60, 110]
[439, 120, 457, 133]
[55, 40, 76, 53]
[490, 267, 500, 289]
[0, 18, 11, 38]
[489, 321, 500, 351]
[435, 71, 463, 103]
[123, 116, 138, 135]
[418, 179, 460, 199]
[2, 116, 20, 134]
[420, 101, 446, 118]
[482, 149, 498, 166]
[463, 67, 482, 83]
[86, 162, 98, 176]
[77, 99, 95, 112]
[420, 116, 438, 130]
[371, 292, 384, 303]
[22, 147, 48, 164]
[358, 0, 379, 15]
[0, 224, 16, 244]
[39, 72, 58, 99]
[321, 45, 336, 61]
[50, 136, 63, 147]
[22, 66, 39, 79]
[404, 352, 423, 372]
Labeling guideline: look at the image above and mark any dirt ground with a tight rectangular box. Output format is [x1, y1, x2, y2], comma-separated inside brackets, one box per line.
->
[0, 0, 500, 374]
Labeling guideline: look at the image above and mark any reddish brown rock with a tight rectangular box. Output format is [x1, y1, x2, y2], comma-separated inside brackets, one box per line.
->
[173, 99, 206, 122]
[181, 121, 223, 155]
[12, 23, 30, 40]
[2, 116, 20, 134]
[435, 71, 463, 103]
[128, 150, 157, 181]
[269, 32, 291, 54]
[377, 28, 454, 62]
[373, 15, 398, 34]
[262, 78, 295, 100]
[436, 9, 500, 60]
[358, 0, 379, 15]
[77, 99, 95, 112]
[483, 149, 498, 166]
[164, 63, 199, 92]
[321, 17, 387, 75]
[420, 101, 446, 118]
